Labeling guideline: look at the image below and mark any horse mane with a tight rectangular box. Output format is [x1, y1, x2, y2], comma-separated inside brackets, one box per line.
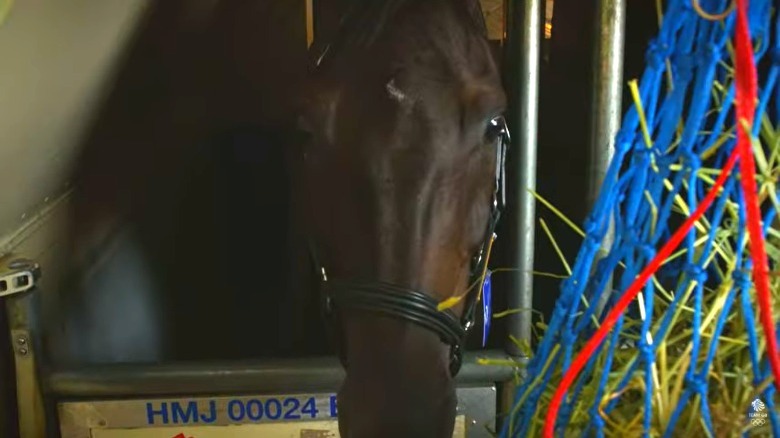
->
[312, 0, 488, 69]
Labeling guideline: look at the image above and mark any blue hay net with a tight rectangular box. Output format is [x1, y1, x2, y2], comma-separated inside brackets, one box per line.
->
[499, 0, 780, 436]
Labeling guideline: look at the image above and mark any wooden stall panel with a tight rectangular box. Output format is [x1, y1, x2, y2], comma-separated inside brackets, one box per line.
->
[88, 417, 465, 438]
[59, 392, 477, 438]
[481, 0, 504, 41]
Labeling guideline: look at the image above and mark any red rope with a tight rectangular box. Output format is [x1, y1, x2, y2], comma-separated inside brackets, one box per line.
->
[542, 0, 779, 435]
[733, 0, 780, 394]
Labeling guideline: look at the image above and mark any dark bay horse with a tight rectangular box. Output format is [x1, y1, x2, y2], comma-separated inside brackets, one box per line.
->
[294, 0, 507, 435]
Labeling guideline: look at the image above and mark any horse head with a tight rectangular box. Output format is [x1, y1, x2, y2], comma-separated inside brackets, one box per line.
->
[294, 0, 507, 435]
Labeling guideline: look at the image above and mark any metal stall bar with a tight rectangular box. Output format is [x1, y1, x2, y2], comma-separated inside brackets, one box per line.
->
[588, 0, 626, 317]
[504, 0, 540, 360]
[500, 0, 541, 416]
[47, 350, 515, 398]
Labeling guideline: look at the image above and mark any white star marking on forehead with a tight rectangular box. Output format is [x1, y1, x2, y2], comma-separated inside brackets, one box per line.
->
[385, 79, 408, 103]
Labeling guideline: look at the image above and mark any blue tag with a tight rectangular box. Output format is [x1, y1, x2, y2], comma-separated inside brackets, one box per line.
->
[482, 271, 492, 347]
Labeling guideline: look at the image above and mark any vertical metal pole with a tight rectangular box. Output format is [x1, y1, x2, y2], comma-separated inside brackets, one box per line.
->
[589, 0, 626, 317]
[506, 0, 540, 360]
[500, 0, 541, 420]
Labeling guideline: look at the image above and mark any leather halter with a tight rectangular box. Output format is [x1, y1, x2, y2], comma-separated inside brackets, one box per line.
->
[307, 119, 509, 376]
[305, 8, 510, 377]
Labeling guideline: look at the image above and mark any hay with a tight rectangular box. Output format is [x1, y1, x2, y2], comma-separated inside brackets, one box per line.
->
[495, 77, 780, 438]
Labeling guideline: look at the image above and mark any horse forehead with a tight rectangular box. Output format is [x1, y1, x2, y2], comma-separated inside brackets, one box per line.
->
[385, 43, 501, 106]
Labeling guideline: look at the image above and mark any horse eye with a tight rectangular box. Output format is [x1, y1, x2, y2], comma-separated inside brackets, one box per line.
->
[483, 116, 505, 144]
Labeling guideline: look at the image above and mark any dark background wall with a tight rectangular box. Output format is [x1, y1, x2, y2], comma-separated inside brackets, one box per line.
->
[48, 0, 313, 364]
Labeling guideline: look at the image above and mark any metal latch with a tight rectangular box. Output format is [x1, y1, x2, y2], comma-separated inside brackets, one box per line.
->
[0, 258, 40, 298]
